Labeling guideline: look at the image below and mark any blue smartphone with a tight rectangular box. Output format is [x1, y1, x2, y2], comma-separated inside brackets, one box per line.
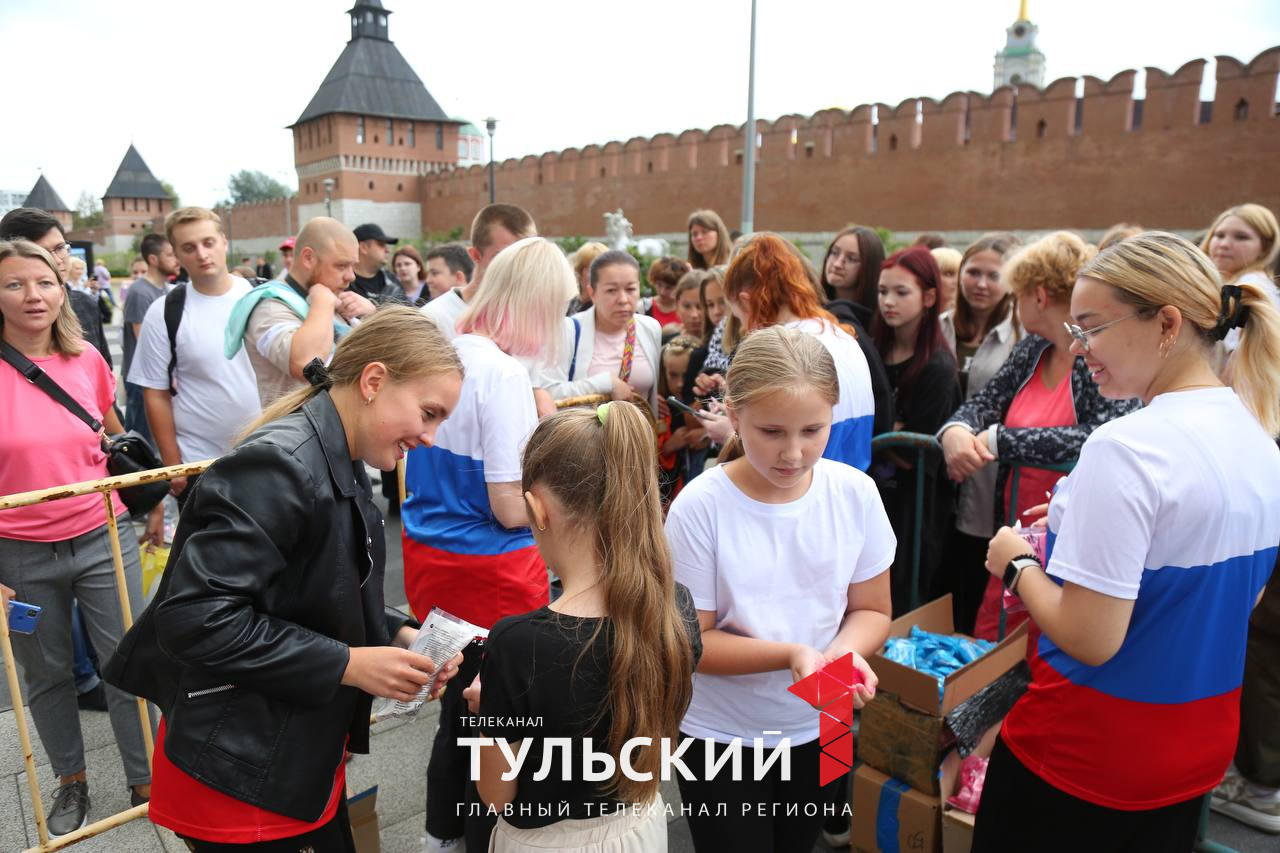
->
[7, 600, 42, 634]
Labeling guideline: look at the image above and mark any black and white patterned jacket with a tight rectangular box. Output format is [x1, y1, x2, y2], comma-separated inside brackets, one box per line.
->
[943, 334, 1141, 530]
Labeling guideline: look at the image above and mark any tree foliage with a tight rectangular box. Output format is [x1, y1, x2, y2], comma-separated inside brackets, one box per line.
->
[72, 190, 103, 229]
[227, 170, 290, 205]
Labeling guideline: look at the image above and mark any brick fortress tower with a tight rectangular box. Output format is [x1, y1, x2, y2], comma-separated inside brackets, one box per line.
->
[23, 174, 72, 232]
[290, 0, 461, 237]
[100, 145, 172, 253]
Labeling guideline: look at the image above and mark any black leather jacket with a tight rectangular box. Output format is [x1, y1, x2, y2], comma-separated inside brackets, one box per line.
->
[104, 391, 414, 821]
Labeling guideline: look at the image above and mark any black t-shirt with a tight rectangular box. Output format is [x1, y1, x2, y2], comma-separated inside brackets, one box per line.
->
[883, 347, 961, 436]
[478, 585, 702, 828]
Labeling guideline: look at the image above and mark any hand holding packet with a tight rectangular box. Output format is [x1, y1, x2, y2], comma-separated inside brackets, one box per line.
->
[1001, 524, 1046, 615]
[372, 607, 486, 720]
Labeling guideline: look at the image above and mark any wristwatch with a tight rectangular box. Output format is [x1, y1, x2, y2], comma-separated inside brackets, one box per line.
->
[1002, 555, 1041, 594]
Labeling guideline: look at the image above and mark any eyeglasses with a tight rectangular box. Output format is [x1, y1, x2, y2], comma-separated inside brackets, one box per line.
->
[50, 241, 72, 256]
[1063, 312, 1141, 352]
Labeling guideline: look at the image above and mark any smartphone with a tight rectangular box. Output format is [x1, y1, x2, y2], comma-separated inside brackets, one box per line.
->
[6, 600, 41, 634]
[666, 395, 713, 421]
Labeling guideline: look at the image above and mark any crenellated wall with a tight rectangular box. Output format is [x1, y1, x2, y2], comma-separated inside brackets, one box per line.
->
[416, 46, 1280, 238]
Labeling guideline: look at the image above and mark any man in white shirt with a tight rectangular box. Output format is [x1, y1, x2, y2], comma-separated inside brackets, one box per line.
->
[129, 207, 262, 504]
[421, 203, 536, 340]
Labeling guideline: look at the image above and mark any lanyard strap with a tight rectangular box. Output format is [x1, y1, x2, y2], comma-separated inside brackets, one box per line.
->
[619, 317, 636, 382]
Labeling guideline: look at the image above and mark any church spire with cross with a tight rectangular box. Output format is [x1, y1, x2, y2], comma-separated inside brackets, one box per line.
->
[994, 1, 1046, 89]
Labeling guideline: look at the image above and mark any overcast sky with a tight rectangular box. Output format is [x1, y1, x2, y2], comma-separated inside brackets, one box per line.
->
[2, 0, 1278, 210]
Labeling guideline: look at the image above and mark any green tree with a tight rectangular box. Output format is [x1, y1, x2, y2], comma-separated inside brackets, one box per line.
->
[226, 170, 290, 205]
[160, 181, 180, 209]
[72, 190, 103, 229]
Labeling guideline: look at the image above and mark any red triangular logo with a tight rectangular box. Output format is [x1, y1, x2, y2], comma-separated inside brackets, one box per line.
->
[822, 691, 855, 728]
[823, 652, 857, 686]
[820, 750, 852, 786]
[820, 708, 850, 745]
[825, 731, 855, 767]
[787, 671, 823, 706]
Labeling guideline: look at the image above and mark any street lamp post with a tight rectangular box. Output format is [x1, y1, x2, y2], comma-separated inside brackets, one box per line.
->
[323, 177, 335, 218]
[485, 117, 498, 204]
[740, 0, 758, 236]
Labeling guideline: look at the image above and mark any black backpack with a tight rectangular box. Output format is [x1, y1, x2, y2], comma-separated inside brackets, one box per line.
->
[163, 284, 187, 396]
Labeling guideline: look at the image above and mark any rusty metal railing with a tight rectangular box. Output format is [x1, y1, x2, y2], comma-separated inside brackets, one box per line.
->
[0, 460, 211, 852]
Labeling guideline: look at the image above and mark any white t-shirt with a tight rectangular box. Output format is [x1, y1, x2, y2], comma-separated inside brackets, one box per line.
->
[128, 277, 261, 462]
[421, 287, 468, 341]
[666, 459, 895, 746]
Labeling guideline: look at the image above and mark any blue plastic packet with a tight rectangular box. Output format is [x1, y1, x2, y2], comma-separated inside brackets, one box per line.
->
[884, 627, 997, 700]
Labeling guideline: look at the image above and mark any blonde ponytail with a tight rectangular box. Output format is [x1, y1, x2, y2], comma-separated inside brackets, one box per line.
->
[1224, 281, 1280, 435]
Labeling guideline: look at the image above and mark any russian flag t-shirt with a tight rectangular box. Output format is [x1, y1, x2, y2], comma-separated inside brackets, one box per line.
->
[1002, 387, 1280, 810]
[784, 318, 875, 471]
[402, 334, 547, 629]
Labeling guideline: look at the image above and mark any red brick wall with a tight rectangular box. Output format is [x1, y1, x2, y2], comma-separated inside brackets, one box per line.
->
[417, 47, 1280, 237]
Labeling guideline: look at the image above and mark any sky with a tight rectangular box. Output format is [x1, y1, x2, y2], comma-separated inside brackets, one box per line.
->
[2, 0, 1278, 210]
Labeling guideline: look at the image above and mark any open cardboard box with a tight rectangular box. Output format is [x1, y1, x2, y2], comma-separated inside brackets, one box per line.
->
[858, 595, 1027, 793]
[870, 595, 1028, 716]
[937, 724, 1001, 853]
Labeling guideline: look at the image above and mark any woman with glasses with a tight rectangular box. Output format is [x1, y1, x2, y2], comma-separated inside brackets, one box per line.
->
[973, 233, 1280, 852]
[938, 232, 1138, 638]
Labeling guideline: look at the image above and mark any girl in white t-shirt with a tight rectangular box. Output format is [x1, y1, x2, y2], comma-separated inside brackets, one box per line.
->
[665, 326, 895, 853]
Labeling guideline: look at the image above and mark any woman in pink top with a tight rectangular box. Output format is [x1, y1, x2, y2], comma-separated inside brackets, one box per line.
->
[0, 240, 153, 837]
[938, 232, 1140, 638]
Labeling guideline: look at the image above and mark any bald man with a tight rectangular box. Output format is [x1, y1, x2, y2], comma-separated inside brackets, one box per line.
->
[242, 217, 375, 405]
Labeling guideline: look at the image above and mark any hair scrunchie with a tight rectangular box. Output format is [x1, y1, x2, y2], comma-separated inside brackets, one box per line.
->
[303, 357, 332, 388]
[1211, 284, 1251, 342]
[596, 402, 610, 425]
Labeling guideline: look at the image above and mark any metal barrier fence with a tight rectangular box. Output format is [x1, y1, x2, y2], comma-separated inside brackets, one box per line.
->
[0, 460, 210, 852]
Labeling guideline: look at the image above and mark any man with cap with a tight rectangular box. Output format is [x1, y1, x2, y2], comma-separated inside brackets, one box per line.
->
[351, 222, 406, 304]
[272, 237, 294, 281]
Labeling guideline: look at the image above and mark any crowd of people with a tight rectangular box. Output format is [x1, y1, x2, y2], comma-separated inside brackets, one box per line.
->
[0, 195, 1277, 852]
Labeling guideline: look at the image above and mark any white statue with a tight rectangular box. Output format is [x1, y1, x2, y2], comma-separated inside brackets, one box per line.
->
[603, 208, 670, 258]
[604, 209, 634, 251]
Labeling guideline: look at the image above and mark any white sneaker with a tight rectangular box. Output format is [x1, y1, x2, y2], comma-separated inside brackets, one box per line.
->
[421, 834, 460, 851]
[1211, 773, 1280, 834]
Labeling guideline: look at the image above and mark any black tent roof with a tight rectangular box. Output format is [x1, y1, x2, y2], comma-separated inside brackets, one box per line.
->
[103, 145, 169, 200]
[292, 2, 454, 127]
[23, 174, 70, 212]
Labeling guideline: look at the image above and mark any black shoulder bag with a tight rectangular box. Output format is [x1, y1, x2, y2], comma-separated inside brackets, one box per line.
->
[0, 340, 168, 517]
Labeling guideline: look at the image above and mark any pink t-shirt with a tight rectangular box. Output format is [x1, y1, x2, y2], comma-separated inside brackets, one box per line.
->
[1002, 354, 1076, 522]
[0, 346, 126, 541]
[586, 322, 654, 401]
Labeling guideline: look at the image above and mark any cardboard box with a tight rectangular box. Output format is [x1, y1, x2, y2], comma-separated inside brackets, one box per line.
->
[871, 595, 1028, 716]
[937, 725, 1000, 853]
[348, 786, 381, 853]
[852, 764, 941, 853]
[858, 595, 1027, 794]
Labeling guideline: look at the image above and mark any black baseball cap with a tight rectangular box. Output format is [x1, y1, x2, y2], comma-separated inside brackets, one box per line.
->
[353, 223, 398, 245]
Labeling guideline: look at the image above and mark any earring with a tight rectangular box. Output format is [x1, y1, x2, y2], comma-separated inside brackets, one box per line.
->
[365, 395, 374, 405]
[1159, 337, 1174, 359]
[536, 521, 547, 532]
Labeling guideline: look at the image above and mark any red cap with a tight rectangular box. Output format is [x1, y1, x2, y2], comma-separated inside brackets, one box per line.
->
[279, 237, 296, 251]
